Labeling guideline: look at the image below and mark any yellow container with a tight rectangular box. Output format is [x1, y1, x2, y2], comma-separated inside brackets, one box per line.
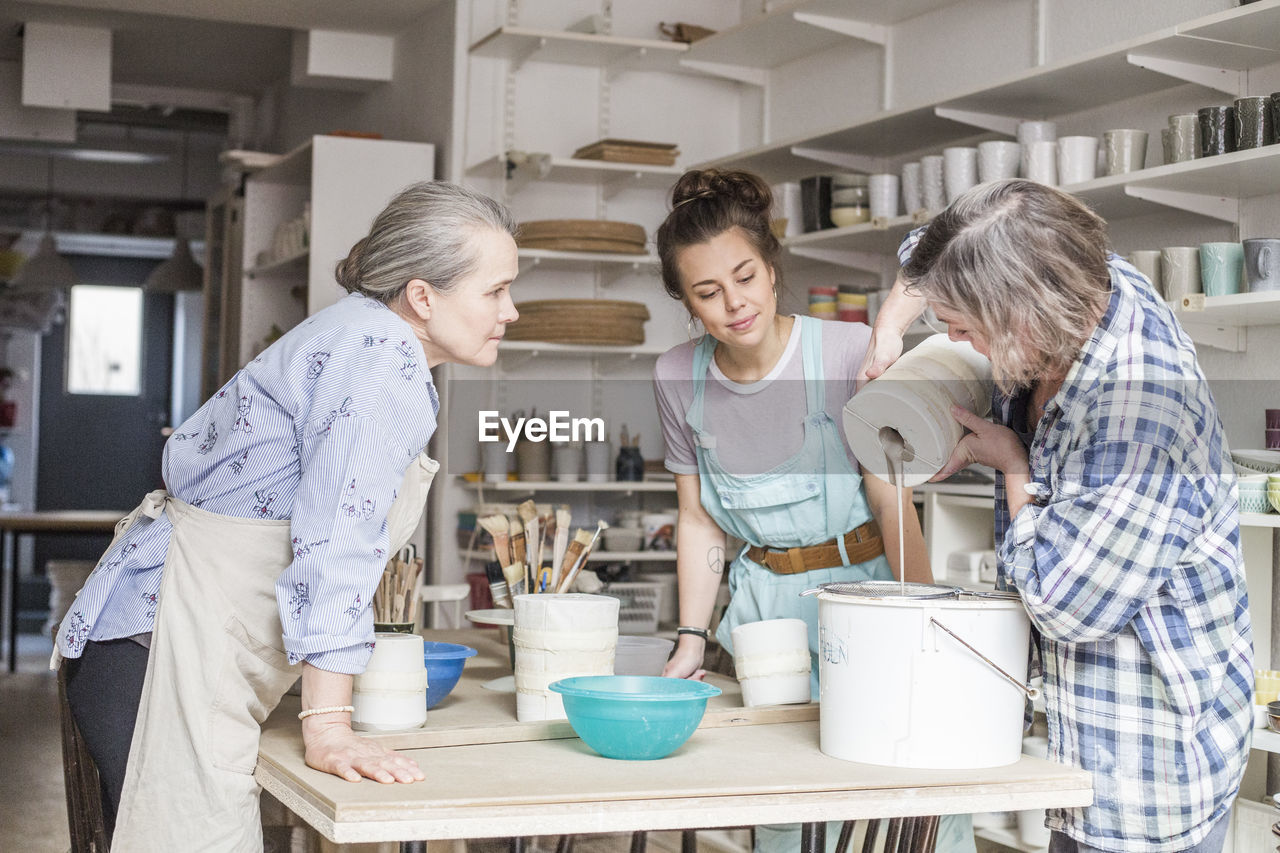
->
[1255, 669, 1280, 704]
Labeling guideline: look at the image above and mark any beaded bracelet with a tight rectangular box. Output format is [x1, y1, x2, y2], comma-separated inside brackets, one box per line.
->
[297, 704, 355, 721]
[676, 626, 709, 641]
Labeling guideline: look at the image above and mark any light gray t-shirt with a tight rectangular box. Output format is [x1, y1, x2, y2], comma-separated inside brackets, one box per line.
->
[653, 318, 870, 477]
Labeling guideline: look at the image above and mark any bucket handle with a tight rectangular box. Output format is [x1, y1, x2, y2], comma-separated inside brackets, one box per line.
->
[929, 617, 1040, 702]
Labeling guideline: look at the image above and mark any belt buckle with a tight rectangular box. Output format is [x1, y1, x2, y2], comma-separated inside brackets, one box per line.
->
[785, 547, 807, 574]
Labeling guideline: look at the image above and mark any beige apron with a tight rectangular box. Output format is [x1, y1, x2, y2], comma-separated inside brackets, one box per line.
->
[107, 452, 438, 853]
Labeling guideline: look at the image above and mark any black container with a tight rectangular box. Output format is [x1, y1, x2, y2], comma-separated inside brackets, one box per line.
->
[615, 446, 644, 482]
[1271, 94, 1280, 145]
[799, 175, 834, 232]
[1198, 106, 1237, 156]
[1234, 96, 1274, 148]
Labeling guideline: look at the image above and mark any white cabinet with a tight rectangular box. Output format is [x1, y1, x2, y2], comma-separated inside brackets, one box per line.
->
[204, 135, 434, 392]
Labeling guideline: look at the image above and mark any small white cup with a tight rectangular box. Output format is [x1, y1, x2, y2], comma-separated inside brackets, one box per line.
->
[1127, 250, 1163, 297]
[921, 155, 946, 211]
[1102, 129, 1149, 176]
[482, 442, 509, 483]
[1057, 136, 1099, 185]
[943, 147, 978, 203]
[552, 442, 582, 482]
[977, 141, 1021, 183]
[584, 440, 611, 483]
[731, 618, 811, 707]
[1160, 246, 1202, 302]
[1023, 140, 1058, 186]
[868, 173, 900, 219]
[900, 162, 923, 214]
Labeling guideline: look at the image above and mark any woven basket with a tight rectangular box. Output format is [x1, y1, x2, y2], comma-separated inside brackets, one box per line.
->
[507, 299, 650, 346]
[517, 219, 647, 254]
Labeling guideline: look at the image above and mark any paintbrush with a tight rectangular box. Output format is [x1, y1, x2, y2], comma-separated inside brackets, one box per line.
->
[559, 520, 609, 594]
[509, 516, 526, 572]
[504, 560, 526, 598]
[478, 514, 512, 567]
[550, 505, 571, 591]
[517, 500, 539, 592]
[485, 561, 513, 608]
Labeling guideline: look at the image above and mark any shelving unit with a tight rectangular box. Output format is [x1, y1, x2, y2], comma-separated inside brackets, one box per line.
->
[497, 340, 669, 361]
[469, 26, 687, 71]
[458, 477, 675, 494]
[467, 153, 682, 193]
[460, 548, 675, 564]
[517, 247, 658, 273]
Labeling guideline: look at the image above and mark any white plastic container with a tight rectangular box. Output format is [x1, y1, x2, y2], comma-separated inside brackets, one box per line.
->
[613, 635, 675, 676]
[351, 633, 429, 732]
[842, 334, 992, 486]
[1016, 736, 1052, 848]
[512, 593, 619, 721]
[731, 618, 812, 706]
[813, 582, 1032, 768]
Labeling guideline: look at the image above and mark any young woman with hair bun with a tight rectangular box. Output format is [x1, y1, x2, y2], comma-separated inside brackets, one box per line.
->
[652, 168, 976, 853]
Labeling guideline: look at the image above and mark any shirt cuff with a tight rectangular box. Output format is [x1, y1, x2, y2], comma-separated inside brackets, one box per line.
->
[285, 637, 375, 674]
[665, 459, 699, 475]
[998, 501, 1041, 585]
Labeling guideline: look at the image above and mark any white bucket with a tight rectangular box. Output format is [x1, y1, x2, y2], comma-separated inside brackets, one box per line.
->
[352, 633, 429, 732]
[842, 334, 992, 486]
[513, 593, 619, 721]
[815, 584, 1032, 768]
[731, 618, 811, 706]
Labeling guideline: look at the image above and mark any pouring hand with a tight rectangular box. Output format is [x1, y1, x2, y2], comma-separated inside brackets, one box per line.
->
[663, 640, 708, 681]
[855, 327, 905, 388]
[931, 405, 1029, 482]
[303, 719, 425, 784]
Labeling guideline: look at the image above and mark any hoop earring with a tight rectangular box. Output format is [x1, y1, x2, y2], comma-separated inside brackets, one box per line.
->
[773, 287, 778, 300]
[686, 315, 702, 338]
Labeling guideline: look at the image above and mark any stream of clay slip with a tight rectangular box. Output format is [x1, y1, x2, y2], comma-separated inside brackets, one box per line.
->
[878, 427, 913, 595]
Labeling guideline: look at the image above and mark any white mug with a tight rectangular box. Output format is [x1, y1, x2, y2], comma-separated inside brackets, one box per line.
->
[1127, 250, 1163, 298]
[921, 155, 946, 212]
[1023, 140, 1058, 186]
[1057, 136, 1099, 185]
[901, 162, 923, 214]
[1103, 129, 1148, 176]
[977, 141, 1021, 183]
[942, 147, 978, 204]
[1160, 246, 1201, 302]
[1017, 121, 1057, 175]
[868, 173, 900, 219]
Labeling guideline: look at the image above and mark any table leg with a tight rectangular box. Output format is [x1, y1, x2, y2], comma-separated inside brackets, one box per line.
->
[4, 529, 15, 673]
[800, 821, 825, 853]
[400, 843, 426, 853]
[509, 836, 527, 853]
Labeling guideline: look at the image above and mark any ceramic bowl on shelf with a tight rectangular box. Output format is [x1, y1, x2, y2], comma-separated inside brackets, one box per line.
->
[829, 206, 869, 228]
[1232, 450, 1280, 477]
[1268, 489, 1280, 514]
[601, 526, 644, 552]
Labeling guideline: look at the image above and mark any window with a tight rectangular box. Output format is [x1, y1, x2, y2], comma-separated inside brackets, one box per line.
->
[66, 285, 142, 396]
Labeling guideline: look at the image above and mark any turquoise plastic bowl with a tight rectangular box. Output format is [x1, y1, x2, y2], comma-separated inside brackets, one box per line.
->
[549, 675, 721, 760]
[422, 642, 477, 709]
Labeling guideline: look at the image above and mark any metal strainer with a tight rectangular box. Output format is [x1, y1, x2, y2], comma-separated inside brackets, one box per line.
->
[801, 580, 961, 600]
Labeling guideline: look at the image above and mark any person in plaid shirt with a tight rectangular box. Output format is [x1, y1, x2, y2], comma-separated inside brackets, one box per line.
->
[867, 179, 1252, 853]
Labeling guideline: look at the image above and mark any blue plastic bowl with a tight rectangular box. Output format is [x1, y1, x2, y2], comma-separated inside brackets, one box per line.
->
[549, 675, 721, 760]
[422, 642, 478, 709]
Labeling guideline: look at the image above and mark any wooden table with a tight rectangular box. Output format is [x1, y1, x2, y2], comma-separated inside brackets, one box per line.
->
[256, 630, 1091, 851]
[0, 509, 124, 671]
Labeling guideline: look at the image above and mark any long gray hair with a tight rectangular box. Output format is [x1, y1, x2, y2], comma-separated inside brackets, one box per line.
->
[901, 179, 1112, 391]
[334, 181, 517, 301]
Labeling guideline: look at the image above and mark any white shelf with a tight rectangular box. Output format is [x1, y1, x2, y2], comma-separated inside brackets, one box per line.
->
[248, 138, 313, 187]
[517, 247, 658, 270]
[1251, 727, 1280, 754]
[470, 26, 687, 72]
[459, 478, 676, 493]
[461, 548, 675, 564]
[975, 826, 1046, 853]
[784, 215, 920, 260]
[498, 340, 668, 359]
[245, 249, 308, 278]
[700, 0, 1280, 180]
[1172, 291, 1280, 328]
[685, 0, 960, 70]
[468, 154, 682, 191]
[1241, 512, 1280, 529]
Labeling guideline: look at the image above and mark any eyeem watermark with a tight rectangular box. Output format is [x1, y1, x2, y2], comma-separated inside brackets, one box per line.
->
[479, 410, 606, 451]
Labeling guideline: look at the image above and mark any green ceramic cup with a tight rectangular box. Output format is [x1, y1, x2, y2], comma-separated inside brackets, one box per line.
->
[1199, 242, 1244, 297]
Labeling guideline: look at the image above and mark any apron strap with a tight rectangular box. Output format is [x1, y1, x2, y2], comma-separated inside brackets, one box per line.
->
[798, 315, 825, 416]
[684, 333, 718, 434]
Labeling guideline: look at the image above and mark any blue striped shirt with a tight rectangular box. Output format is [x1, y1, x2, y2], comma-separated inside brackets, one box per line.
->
[900, 231, 1252, 851]
[55, 293, 439, 674]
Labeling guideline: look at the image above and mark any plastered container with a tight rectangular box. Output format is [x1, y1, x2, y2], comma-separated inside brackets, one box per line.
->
[731, 618, 811, 706]
[513, 593, 619, 721]
[352, 633, 428, 732]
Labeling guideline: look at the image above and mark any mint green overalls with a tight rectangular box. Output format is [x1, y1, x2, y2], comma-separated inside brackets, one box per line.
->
[687, 316, 975, 853]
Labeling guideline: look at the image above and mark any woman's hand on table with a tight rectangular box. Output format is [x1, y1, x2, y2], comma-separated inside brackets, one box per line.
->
[303, 719, 425, 784]
[932, 405, 1029, 481]
[663, 637, 708, 681]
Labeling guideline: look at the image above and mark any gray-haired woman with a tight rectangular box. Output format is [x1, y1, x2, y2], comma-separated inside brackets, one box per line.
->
[868, 179, 1251, 853]
[56, 180, 519, 851]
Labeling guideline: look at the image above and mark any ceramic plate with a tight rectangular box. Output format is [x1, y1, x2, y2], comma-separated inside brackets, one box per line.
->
[465, 608, 515, 627]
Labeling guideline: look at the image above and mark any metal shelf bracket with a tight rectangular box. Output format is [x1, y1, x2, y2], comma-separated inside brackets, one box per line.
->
[792, 13, 888, 46]
[933, 107, 1022, 137]
[789, 146, 881, 173]
[1124, 186, 1238, 221]
[1126, 53, 1241, 97]
[788, 246, 884, 273]
[677, 59, 767, 87]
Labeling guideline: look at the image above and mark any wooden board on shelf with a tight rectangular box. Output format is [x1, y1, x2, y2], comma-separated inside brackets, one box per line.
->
[517, 237, 648, 254]
[572, 138, 680, 165]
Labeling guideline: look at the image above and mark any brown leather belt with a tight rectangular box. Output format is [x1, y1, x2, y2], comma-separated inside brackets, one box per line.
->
[745, 520, 885, 575]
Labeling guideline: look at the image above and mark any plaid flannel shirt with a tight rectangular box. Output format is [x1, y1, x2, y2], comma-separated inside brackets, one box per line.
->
[899, 231, 1253, 851]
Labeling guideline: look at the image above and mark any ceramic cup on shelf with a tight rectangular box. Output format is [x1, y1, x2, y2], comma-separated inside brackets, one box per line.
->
[1271, 93, 1280, 144]
[1016, 120, 1057, 176]
[584, 440, 612, 483]
[1103, 129, 1148, 175]
[1234, 96, 1275, 149]
[1160, 128, 1174, 165]
[1161, 246, 1202, 302]
[1198, 105, 1236, 156]
[901, 162, 923, 214]
[1057, 136, 1099, 185]
[1167, 114, 1200, 163]
[482, 442, 509, 483]
[1023, 140, 1058, 186]
[1127, 251, 1163, 298]
[942, 146, 978, 203]
[1243, 238, 1280, 292]
[552, 442, 582, 483]
[977, 141, 1020, 183]
[868, 173, 900, 220]
[1199, 242, 1245, 297]
[921, 155, 946, 211]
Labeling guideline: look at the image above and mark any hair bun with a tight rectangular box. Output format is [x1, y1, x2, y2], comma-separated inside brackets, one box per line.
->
[670, 169, 772, 215]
